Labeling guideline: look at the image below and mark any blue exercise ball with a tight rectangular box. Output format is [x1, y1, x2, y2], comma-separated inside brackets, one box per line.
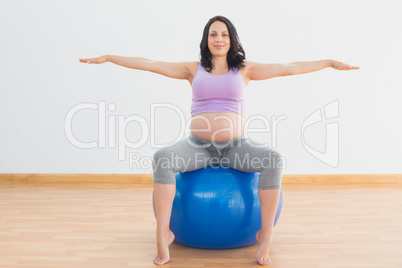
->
[152, 166, 283, 249]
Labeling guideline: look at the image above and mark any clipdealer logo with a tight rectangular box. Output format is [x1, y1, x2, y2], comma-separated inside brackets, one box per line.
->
[64, 100, 339, 168]
[301, 100, 339, 167]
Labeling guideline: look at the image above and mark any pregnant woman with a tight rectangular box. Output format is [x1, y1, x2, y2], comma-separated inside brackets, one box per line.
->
[80, 15, 359, 266]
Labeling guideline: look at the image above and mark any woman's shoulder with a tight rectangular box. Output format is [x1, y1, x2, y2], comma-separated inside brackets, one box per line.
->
[241, 59, 254, 70]
[239, 60, 253, 80]
[188, 61, 200, 77]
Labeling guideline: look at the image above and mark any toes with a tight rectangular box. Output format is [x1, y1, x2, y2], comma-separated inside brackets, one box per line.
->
[264, 257, 271, 264]
[153, 256, 169, 266]
[259, 256, 271, 266]
[153, 257, 161, 265]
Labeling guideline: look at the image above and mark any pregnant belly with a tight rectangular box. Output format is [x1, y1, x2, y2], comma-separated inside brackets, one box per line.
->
[190, 112, 246, 142]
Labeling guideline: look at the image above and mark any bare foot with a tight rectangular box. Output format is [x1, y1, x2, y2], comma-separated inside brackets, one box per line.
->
[153, 230, 175, 266]
[255, 229, 273, 266]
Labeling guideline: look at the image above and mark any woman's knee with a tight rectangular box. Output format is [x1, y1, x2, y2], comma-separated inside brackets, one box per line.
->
[152, 148, 173, 171]
[152, 148, 176, 184]
[259, 148, 284, 170]
[274, 150, 285, 169]
[256, 148, 285, 189]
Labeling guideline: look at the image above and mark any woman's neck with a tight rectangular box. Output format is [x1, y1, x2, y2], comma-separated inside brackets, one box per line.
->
[211, 57, 228, 71]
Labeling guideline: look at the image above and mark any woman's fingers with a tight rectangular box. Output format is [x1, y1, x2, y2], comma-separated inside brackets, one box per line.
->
[79, 58, 93, 63]
[79, 56, 107, 64]
[344, 65, 360, 70]
[343, 63, 359, 70]
[332, 61, 360, 70]
[79, 57, 97, 64]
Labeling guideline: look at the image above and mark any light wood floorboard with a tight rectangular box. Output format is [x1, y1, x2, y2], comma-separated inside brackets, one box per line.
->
[0, 181, 401, 268]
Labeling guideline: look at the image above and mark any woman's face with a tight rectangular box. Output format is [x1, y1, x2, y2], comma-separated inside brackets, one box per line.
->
[208, 21, 230, 57]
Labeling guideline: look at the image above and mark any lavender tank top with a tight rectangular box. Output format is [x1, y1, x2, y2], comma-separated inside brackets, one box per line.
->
[191, 62, 246, 117]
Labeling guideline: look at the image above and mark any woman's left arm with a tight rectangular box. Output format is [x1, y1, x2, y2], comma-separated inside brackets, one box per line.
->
[246, 59, 359, 81]
[288, 59, 360, 75]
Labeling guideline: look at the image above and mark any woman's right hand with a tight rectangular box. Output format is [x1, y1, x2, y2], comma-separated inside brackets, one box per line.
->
[79, 55, 109, 64]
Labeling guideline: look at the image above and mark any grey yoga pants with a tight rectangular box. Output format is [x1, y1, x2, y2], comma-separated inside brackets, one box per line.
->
[152, 133, 285, 190]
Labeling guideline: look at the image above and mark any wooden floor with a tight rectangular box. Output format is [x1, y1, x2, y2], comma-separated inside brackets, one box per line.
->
[0, 181, 401, 268]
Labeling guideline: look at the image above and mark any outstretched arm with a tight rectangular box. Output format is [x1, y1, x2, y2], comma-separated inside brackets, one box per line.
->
[288, 59, 360, 75]
[246, 59, 360, 81]
[79, 55, 194, 81]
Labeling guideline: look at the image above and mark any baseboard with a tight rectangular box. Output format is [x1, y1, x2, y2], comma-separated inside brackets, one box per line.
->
[0, 174, 150, 183]
[1, 173, 401, 185]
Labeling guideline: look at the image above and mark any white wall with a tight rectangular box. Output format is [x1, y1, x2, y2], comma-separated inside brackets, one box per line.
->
[1, 0, 401, 175]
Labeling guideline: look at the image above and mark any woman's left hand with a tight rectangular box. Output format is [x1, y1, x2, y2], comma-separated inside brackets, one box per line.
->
[331, 60, 360, 70]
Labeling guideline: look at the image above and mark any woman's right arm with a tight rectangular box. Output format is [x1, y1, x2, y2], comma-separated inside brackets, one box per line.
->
[79, 55, 193, 81]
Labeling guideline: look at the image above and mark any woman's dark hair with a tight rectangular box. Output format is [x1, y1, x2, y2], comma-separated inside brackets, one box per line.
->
[199, 15, 246, 72]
